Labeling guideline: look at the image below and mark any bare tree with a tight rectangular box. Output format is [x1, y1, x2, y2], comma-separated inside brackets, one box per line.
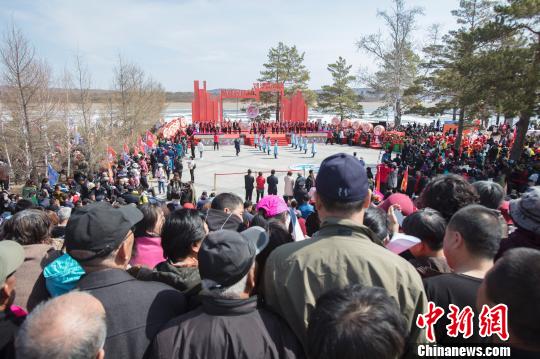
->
[357, 0, 424, 126]
[72, 51, 102, 170]
[112, 55, 165, 145]
[0, 24, 53, 180]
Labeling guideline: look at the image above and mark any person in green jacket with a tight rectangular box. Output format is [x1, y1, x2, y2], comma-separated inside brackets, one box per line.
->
[21, 180, 38, 205]
[263, 153, 428, 357]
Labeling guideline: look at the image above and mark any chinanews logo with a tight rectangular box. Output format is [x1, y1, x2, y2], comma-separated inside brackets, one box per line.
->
[416, 302, 509, 342]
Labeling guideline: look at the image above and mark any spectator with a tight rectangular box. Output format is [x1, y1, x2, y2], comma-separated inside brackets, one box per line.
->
[187, 156, 196, 183]
[132, 208, 207, 295]
[267, 169, 278, 196]
[244, 169, 255, 202]
[293, 173, 307, 202]
[51, 207, 71, 239]
[256, 172, 265, 202]
[254, 195, 297, 289]
[472, 181, 505, 209]
[264, 153, 427, 351]
[362, 206, 389, 245]
[166, 172, 182, 201]
[130, 204, 165, 268]
[402, 208, 451, 278]
[206, 192, 245, 232]
[243, 200, 254, 226]
[477, 248, 540, 356]
[417, 174, 479, 221]
[196, 191, 208, 210]
[155, 164, 166, 195]
[305, 170, 316, 191]
[0, 240, 25, 359]
[66, 202, 186, 359]
[297, 194, 314, 219]
[0, 209, 60, 311]
[197, 140, 204, 159]
[150, 228, 304, 359]
[424, 204, 504, 344]
[496, 186, 540, 259]
[307, 285, 408, 359]
[283, 171, 294, 202]
[15, 292, 106, 359]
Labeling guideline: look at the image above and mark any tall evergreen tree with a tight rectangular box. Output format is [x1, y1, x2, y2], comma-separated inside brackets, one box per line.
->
[259, 42, 312, 121]
[419, 0, 496, 149]
[481, 0, 539, 160]
[318, 57, 363, 120]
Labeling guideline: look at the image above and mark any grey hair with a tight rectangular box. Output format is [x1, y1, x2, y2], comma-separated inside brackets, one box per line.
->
[15, 291, 107, 359]
[201, 273, 249, 300]
[58, 207, 72, 222]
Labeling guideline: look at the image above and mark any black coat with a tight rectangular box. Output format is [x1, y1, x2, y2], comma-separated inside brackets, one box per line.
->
[245, 174, 255, 190]
[267, 175, 278, 193]
[78, 268, 186, 359]
[150, 296, 304, 359]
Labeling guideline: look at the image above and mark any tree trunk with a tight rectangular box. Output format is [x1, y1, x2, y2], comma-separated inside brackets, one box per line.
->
[452, 107, 457, 121]
[496, 112, 500, 126]
[394, 98, 402, 127]
[275, 93, 280, 122]
[455, 107, 465, 150]
[510, 113, 530, 161]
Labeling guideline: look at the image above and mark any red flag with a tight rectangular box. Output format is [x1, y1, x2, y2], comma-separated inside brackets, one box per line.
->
[123, 143, 129, 154]
[401, 166, 409, 193]
[146, 131, 155, 148]
[107, 161, 114, 183]
[107, 145, 117, 160]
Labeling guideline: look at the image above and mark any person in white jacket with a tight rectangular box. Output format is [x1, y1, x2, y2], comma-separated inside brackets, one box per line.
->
[283, 171, 294, 202]
[197, 141, 204, 159]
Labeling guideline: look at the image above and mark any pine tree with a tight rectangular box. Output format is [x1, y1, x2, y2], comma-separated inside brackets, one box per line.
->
[259, 42, 312, 121]
[318, 57, 363, 120]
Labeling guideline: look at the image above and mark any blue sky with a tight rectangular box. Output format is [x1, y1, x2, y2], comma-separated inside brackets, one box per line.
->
[0, 0, 459, 91]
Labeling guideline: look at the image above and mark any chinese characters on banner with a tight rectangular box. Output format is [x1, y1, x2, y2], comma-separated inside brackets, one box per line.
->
[416, 302, 509, 342]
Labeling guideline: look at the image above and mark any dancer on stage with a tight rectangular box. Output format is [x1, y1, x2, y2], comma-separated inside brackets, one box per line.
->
[291, 133, 296, 148]
[274, 140, 278, 159]
[267, 137, 272, 155]
[311, 140, 317, 158]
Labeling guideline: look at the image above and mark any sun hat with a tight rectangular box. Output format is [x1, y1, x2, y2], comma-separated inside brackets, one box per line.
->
[509, 186, 540, 234]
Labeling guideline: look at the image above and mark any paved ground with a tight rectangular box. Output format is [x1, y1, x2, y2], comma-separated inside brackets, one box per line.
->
[153, 143, 383, 198]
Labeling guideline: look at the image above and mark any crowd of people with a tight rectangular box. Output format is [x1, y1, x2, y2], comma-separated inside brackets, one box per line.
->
[1, 117, 540, 359]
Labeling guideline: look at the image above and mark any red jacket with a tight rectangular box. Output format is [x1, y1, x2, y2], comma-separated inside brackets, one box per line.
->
[213, 134, 219, 142]
[256, 176, 265, 190]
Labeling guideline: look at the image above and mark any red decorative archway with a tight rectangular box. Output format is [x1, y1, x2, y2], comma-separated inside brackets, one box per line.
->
[191, 80, 307, 124]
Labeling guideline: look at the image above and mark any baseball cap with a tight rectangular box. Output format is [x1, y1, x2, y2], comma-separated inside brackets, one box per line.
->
[65, 202, 143, 261]
[256, 195, 289, 217]
[199, 226, 269, 288]
[0, 240, 25, 285]
[316, 153, 369, 202]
